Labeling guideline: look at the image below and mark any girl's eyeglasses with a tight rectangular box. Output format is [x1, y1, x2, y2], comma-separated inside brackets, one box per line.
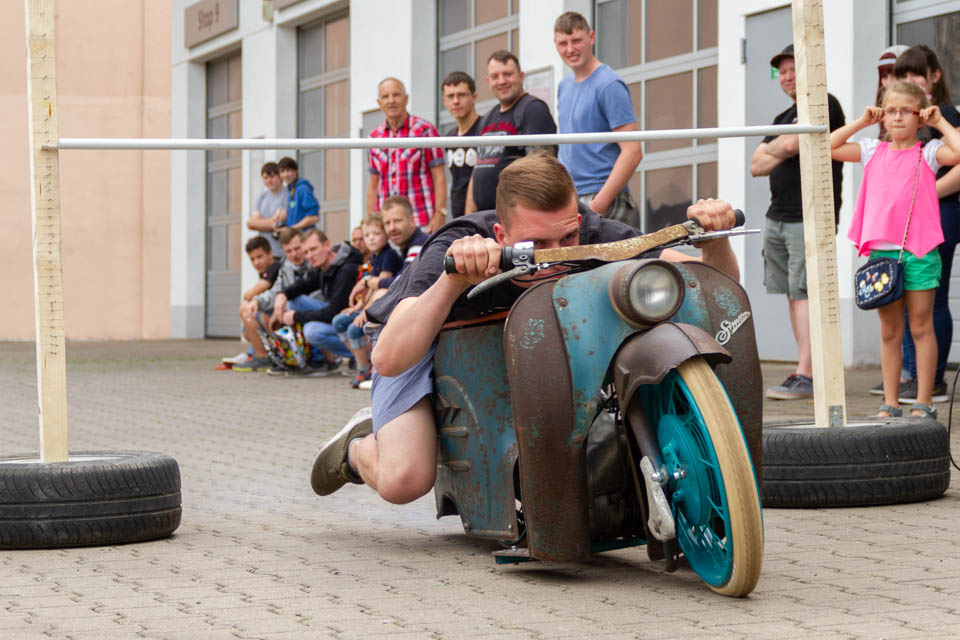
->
[884, 107, 920, 118]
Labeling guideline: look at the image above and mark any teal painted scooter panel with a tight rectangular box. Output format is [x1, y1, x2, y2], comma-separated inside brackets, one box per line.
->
[433, 321, 519, 540]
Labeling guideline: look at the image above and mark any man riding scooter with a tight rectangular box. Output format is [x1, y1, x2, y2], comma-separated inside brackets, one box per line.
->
[310, 152, 741, 506]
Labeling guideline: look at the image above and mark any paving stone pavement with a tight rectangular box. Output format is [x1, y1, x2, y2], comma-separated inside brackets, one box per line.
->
[2, 340, 960, 639]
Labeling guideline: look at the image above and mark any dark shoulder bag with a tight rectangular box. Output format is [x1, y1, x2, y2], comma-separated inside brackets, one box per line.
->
[854, 150, 922, 310]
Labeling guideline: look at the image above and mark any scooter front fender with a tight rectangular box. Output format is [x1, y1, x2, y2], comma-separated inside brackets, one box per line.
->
[611, 323, 731, 406]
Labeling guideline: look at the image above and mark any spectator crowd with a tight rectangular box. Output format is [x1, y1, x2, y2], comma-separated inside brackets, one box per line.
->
[223, 11, 644, 386]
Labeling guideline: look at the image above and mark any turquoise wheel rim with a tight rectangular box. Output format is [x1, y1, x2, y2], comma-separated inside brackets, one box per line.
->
[639, 369, 733, 587]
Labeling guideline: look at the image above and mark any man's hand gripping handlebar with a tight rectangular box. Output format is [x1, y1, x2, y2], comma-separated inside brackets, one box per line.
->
[443, 210, 752, 299]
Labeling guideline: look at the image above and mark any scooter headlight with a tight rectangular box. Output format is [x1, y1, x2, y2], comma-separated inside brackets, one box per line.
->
[608, 260, 685, 328]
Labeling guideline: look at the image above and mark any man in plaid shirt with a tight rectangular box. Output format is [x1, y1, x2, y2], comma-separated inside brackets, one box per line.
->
[366, 78, 448, 233]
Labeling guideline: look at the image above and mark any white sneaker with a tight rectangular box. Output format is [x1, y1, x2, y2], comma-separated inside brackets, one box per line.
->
[358, 379, 372, 390]
[222, 351, 251, 365]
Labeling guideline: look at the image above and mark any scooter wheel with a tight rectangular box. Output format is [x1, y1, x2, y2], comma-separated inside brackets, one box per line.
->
[639, 357, 764, 597]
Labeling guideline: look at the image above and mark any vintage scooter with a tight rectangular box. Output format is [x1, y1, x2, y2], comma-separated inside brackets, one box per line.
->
[432, 212, 764, 597]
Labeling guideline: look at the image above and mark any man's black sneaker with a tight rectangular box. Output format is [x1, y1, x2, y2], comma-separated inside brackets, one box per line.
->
[898, 379, 948, 404]
[868, 381, 885, 396]
[289, 360, 340, 377]
[310, 407, 371, 496]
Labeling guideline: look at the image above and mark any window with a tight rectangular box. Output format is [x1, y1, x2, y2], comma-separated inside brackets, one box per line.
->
[437, 0, 520, 129]
[596, 0, 718, 231]
[298, 12, 350, 242]
[895, 9, 960, 104]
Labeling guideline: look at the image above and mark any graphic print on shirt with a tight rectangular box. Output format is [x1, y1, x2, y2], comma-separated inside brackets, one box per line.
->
[476, 121, 520, 167]
[447, 147, 477, 169]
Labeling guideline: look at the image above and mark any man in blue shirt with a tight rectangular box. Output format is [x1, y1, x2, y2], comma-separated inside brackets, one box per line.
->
[554, 12, 643, 228]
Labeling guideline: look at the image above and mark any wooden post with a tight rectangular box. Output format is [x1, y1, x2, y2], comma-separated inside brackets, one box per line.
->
[792, 0, 846, 428]
[25, 0, 69, 461]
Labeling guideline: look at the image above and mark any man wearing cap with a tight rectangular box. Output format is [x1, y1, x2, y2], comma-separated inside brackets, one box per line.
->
[749, 44, 845, 400]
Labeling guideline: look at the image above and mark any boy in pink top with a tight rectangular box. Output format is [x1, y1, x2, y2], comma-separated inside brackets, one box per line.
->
[832, 81, 960, 419]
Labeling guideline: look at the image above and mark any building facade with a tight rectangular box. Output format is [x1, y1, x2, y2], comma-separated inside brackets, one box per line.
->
[3, 0, 171, 340]
[6, 0, 960, 367]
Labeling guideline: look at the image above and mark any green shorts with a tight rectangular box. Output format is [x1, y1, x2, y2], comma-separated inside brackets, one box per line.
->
[868, 248, 941, 291]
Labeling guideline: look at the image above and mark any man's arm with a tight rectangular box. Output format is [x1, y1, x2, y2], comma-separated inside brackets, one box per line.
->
[243, 278, 272, 302]
[428, 164, 448, 232]
[659, 199, 739, 280]
[291, 215, 319, 230]
[247, 213, 274, 232]
[366, 173, 380, 214]
[749, 134, 799, 177]
[586, 122, 643, 214]
[464, 176, 477, 214]
[372, 234, 495, 376]
[292, 266, 357, 326]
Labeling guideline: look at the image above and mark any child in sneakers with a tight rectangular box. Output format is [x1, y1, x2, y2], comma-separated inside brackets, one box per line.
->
[332, 214, 403, 388]
[832, 81, 960, 418]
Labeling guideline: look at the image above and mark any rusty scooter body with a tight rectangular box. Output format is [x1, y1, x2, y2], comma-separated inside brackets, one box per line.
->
[432, 216, 764, 597]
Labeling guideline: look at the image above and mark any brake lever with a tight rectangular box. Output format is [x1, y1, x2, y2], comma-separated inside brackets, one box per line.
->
[466, 264, 535, 299]
[683, 228, 761, 243]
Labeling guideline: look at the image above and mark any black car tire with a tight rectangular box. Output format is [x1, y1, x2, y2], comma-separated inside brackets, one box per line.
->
[0, 451, 181, 549]
[762, 418, 950, 508]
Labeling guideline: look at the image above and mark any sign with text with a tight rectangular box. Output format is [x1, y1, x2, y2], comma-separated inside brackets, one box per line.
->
[184, 0, 238, 48]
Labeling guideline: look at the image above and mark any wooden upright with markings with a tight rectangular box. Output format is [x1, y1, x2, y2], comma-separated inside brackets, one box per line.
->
[25, 0, 69, 461]
[792, 0, 846, 428]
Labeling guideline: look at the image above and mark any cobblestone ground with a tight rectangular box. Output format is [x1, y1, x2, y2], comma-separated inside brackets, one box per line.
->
[2, 340, 960, 639]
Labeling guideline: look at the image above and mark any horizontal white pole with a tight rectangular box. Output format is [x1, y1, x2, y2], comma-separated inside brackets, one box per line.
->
[51, 124, 826, 151]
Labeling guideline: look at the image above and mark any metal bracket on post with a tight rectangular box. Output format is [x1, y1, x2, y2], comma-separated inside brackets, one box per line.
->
[828, 405, 844, 428]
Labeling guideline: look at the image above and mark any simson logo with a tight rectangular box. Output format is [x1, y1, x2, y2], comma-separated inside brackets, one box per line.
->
[716, 311, 751, 346]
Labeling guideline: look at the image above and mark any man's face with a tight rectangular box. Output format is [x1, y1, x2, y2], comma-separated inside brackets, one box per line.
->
[486, 58, 525, 107]
[494, 196, 581, 284]
[282, 235, 305, 266]
[377, 80, 409, 121]
[351, 227, 367, 254]
[248, 247, 273, 274]
[303, 234, 332, 269]
[382, 205, 415, 246]
[442, 82, 477, 120]
[778, 58, 796, 100]
[554, 28, 595, 72]
[261, 171, 282, 191]
[279, 168, 297, 185]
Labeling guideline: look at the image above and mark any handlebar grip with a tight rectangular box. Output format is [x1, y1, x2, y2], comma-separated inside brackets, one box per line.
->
[443, 247, 516, 275]
[733, 208, 745, 228]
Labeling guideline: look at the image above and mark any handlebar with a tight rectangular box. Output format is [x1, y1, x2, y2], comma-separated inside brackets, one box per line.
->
[442, 209, 746, 275]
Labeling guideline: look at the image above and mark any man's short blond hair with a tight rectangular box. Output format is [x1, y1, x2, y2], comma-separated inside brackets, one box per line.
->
[495, 153, 576, 228]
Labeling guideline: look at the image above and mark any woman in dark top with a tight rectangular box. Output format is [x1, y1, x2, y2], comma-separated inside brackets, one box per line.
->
[894, 45, 960, 402]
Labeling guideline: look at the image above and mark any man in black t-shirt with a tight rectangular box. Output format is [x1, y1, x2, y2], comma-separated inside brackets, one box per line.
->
[441, 72, 481, 218]
[309, 153, 742, 506]
[749, 44, 845, 401]
[466, 50, 557, 213]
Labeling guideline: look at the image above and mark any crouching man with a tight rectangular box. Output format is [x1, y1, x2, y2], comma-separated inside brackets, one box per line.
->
[310, 153, 739, 504]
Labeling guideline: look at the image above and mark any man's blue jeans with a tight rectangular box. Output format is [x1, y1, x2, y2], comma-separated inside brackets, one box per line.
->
[287, 296, 352, 360]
